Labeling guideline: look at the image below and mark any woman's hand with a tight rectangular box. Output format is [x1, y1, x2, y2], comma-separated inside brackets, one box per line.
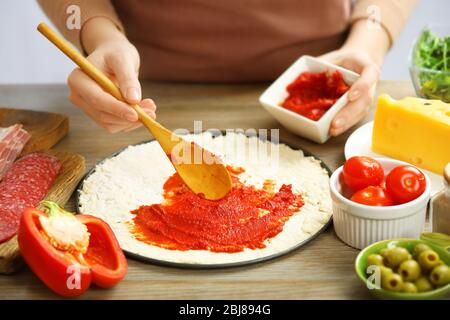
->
[68, 18, 156, 133]
[319, 49, 380, 137]
[319, 19, 390, 137]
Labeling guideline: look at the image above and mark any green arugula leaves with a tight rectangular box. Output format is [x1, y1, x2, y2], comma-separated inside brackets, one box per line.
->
[412, 29, 450, 102]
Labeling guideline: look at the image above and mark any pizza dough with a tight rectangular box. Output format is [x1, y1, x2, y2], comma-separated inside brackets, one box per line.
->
[78, 132, 332, 265]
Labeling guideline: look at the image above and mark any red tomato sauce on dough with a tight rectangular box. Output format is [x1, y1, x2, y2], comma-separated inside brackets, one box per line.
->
[130, 167, 304, 253]
[281, 71, 349, 121]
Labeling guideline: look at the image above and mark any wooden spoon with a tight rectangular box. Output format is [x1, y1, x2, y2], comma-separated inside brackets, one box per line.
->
[37, 22, 232, 200]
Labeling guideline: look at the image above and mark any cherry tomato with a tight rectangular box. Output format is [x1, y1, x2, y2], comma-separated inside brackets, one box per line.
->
[351, 186, 394, 206]
[342, 156, 385, 192]
[386, 165, 426, 204]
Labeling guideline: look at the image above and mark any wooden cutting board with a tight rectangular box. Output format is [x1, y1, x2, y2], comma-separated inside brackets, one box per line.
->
[0, 107, 69, 154]
[0, 108, 85, 274]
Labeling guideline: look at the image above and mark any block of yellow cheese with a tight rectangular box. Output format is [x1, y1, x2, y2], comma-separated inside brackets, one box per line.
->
[372, 94, 450, 174]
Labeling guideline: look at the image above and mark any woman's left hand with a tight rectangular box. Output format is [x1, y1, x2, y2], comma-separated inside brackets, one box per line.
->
[319, 49, 381, 136]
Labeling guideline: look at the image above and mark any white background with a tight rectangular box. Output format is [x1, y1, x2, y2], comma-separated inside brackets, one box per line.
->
[0, 0, 448, 84]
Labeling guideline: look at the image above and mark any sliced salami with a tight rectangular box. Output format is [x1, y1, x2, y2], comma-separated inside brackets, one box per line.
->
[0, 124, 31, 181]
[0, 153, 61, 243]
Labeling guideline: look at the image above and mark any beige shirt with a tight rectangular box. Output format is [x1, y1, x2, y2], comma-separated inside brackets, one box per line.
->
[38, 0, 415, 82]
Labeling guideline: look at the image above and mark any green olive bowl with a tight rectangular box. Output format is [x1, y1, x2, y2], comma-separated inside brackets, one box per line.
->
[355, 233, 450, 300]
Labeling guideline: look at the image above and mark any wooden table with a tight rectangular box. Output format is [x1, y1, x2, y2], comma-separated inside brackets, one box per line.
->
[0, 80, 416, 299]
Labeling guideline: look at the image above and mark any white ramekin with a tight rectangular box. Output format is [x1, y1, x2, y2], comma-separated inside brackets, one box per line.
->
[330, 158, 431, 249]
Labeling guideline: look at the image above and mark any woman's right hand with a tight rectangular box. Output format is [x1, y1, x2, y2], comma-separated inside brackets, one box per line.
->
[68, 19, 156, 133]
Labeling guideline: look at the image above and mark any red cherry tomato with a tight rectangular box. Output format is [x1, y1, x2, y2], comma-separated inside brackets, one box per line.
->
[350, 186, 394, 206]
[386, 165, 426, 204]
[342, 156, 385, 192]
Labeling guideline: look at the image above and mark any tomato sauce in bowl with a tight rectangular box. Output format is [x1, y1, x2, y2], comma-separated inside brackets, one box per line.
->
[281, 71, 350, 121]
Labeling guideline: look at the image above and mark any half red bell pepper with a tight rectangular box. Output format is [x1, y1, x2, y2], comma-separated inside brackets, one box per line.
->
[18, 201, 127, 297]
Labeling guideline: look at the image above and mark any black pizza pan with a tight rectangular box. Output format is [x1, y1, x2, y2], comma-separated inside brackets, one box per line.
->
[75, 131, 333, 269]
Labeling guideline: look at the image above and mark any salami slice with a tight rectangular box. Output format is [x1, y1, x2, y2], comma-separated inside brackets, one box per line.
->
[0, 124, 31, 181]
[0, 153, 61, 243]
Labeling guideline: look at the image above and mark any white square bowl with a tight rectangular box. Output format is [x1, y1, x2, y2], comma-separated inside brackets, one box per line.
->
[259, 55, 360, 143]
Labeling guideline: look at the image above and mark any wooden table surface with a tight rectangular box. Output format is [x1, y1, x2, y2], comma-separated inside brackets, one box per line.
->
[0, 80, 417, 300]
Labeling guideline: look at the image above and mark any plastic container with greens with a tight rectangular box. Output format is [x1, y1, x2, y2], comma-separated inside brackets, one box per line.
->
[410, 26, 450, 102]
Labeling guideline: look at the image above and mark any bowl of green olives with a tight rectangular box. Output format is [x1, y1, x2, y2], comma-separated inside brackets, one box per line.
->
[355, 238, 450, 299]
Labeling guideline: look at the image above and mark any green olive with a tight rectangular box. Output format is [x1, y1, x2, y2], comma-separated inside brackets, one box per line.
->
[413, 243, 431, 259]
[398, 259, 421, 281]
[382, 273, 403, 292]
[436, 260, 445, 267]
[414, 276, 434, 292]
[383, 247, 411, 268]
[379, 248, 389, 257]
[418, 250, 441, 272]
[367, 254, 384, 267]
[430, 265, 450, 286]
[379, 266, 394, 280]
[402, 282, 418, 293]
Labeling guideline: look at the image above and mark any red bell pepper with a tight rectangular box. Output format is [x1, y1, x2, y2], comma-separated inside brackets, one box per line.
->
[18, 201, 127, 297]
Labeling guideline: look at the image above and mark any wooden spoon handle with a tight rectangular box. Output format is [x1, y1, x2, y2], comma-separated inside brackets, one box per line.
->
[37, 22, 156, 128]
